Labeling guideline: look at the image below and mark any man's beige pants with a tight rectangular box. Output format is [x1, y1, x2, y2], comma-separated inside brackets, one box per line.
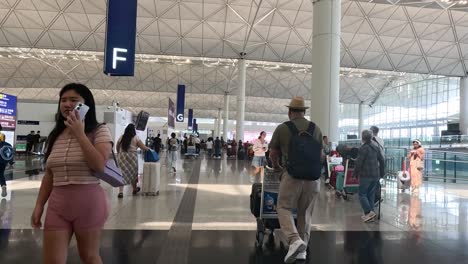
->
[277, 172, 320, 245]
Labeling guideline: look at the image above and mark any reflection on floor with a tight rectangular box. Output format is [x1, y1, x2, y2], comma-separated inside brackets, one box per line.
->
[1, 153, 468, 263]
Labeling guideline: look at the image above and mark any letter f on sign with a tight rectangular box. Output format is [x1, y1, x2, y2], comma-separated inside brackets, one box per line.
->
[112, 48, 128, 69]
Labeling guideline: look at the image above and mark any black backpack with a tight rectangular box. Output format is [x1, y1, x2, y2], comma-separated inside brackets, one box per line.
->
[285, 121, 322, 181]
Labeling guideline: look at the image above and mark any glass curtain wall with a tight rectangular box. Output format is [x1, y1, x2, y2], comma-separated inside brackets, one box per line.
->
[339, 76, 460, 142]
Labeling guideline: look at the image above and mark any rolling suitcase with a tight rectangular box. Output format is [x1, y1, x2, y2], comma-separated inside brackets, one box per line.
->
[142, 162, 161, 196]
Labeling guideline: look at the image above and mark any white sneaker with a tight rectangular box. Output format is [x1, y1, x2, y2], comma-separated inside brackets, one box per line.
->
[284, 239, 307, 263]
[1, 186, 6, 197]
[296, 251, 307, 260]
[362, 211, 376, 222]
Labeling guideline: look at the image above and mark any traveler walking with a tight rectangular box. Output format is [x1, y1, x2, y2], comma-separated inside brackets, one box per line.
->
[116, 124, 150, 198]
[269, 96, 323, 263]
[168, 133, 179, 173]
[206, 138, 213, 157]
[152, 134, 162, 154]
[214, 137, 222, 158]
[322, 136, 331, 183]
[354, 130, 385, 223]
[0, 124, 14, 197]
[409, 139, 425, 194]
[31, 83, 113, 264]
[251, 131, 268, 178]
[26, 131, 35, 154]
[370, 126, 385, 158]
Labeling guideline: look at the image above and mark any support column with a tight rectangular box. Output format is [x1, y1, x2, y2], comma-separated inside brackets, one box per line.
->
[223, 93, 230, 139]
[217, 108, 222, 138]
[310, 0, 341, 143]
[358, 103, 364, 134]
[236, 58, 246, 141]
[461, 77, 468, 135]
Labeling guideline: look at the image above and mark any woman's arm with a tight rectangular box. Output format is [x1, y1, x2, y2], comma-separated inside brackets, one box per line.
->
[34, 169, 53, 209]
[417, 148, 425, 160]
[77, 136, 112, 173]
[137, 139, 150, 151]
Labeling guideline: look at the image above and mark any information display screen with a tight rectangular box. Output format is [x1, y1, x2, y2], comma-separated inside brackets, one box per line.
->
[0, 93, 17, 130]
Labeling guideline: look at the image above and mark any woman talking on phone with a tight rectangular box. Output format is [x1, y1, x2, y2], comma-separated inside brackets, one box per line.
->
[31, 83, 112, 264]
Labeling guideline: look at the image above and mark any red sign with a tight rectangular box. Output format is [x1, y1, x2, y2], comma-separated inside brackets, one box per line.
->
[0, 114, 16, 129]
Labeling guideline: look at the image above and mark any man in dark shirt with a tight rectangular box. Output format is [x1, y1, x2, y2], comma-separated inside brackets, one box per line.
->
[153, 134, 162, 154]
[26, 131, 35, 154]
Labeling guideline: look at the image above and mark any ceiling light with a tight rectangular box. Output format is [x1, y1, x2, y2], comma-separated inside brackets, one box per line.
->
[459, 0, 467, 4]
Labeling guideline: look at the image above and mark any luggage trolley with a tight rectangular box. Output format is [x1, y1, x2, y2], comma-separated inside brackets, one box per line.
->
[255, 168, 296, 250]
[335, 159, 359, 200]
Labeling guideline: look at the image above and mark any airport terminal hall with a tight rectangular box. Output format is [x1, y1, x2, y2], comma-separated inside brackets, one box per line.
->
[2, 0, 468, 263]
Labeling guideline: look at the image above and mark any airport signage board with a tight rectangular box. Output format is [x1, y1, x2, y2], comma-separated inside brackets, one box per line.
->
[187, 109, 193, 129]
[176, 85, 185, 122]
[0, 93, 17, 130]
[103, 0, 138, 76]
[168, 98, 175, 129]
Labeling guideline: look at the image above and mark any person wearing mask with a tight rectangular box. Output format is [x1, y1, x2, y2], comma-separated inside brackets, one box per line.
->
[31, 83, 112, 264]
[152, 134, 162, 154]
[168, 133, 179, 173]
[26, 131, 35, 154]
[269, 97, 323, 263]
[252, 132, 268, 178]
[354, 130, 385, 223]
[116, 124, 150, 199]
[409, 139, 425, 194]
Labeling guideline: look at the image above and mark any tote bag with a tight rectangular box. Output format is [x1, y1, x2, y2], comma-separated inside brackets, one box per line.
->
[92, 128, 124, 187]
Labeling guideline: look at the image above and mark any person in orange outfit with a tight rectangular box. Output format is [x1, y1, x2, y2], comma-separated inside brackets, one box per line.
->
[408, 139, 425, 194]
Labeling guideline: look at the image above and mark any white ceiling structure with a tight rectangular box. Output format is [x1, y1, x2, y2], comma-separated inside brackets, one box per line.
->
[0, 0, 467, 122]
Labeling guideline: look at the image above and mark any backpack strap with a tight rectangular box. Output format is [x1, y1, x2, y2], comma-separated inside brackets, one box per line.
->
[306, 122, 316, 136]
[284, 121, 299, 134]
[285, 121, 316, 136]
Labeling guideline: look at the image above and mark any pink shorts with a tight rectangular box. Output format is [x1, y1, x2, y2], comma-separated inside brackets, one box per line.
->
[44, 184, 109, 232]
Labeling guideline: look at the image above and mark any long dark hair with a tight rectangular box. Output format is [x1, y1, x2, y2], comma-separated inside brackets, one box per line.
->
[121, 124, 136, 152]
[258, 131, 266, 140]
[45, 83, 100, 161]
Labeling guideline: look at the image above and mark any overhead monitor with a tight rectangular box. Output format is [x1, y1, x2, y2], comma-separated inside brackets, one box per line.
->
[135, 111, 150, 131]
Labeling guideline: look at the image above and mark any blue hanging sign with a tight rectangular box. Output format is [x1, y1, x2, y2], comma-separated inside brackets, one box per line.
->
[103, 0, 138, 76]
[0, 93, 17, 130]
[193, 119, 197, 132]
[188, 109, 193, 129]
[176, 85, 185, 122]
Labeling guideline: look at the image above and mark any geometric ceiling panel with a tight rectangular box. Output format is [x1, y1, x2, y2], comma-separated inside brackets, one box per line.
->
[0, 0, 467, 121]
[0, 0, 467, 77]
[0, 48, 419, 122]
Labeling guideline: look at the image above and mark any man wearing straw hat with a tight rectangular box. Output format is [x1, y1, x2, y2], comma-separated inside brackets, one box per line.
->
[269, 96, 323, 263]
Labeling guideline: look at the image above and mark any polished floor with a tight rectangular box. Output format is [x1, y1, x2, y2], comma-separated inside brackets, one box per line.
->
[1, 153, 468, 263]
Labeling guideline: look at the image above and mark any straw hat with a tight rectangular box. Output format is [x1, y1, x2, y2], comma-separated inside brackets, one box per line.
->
[285, 96, 309, 110]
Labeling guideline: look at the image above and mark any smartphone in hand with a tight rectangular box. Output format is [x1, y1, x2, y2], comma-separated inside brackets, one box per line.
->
[74, 103, 89, 121]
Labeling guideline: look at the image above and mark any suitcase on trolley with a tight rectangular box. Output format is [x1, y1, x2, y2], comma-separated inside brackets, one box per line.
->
[142, 162, 160, 196]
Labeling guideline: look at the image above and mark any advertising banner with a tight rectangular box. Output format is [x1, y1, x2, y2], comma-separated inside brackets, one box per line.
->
[176, 85, 185, 122]
[0, 93, 17, 130]
[187, 109, 193, 129]
[103, 0, 137, 76]
[168, 98, 175, 129]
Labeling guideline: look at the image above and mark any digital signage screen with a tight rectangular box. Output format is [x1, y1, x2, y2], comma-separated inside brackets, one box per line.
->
[0, 93, 17, 130]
